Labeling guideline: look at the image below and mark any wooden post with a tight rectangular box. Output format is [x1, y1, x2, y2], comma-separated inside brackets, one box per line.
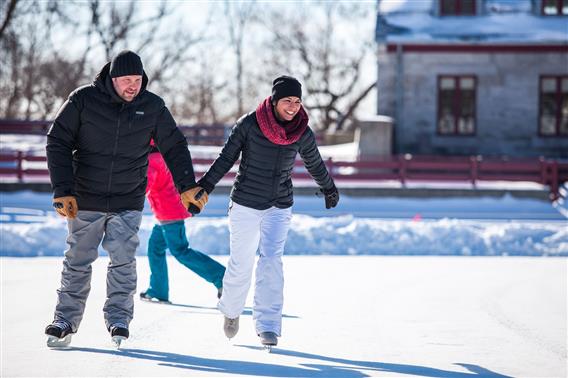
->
[16, 151, 23, 182]
[470, 156, 479, 186]
[538, 157, 547, 184]
[399, 154, 408, 186]
[326, 158, 334, 179]
[549, 160, 559, 201]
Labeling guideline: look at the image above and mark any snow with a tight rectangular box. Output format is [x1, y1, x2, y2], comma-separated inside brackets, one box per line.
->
[379, 0, 432, 14]
[1, 190, 567, 257]
[377, 0, 568, 43]
[379, 0, 533, 14]
[1, 256, 566, 377]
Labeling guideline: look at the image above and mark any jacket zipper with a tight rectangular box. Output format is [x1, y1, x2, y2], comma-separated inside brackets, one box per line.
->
[106, 104, 124, 211]
[272, 145, 282, 199]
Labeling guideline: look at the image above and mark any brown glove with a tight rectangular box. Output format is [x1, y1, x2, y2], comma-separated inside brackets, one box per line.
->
[52, 196, 78, 219]
[180, 187, 209, 214]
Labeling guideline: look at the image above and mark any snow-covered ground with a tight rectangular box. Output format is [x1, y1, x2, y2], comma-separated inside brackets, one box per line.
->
[377, 0, 568, 43]
[1, 256, 566, 377]
[1, 190, 567, 257]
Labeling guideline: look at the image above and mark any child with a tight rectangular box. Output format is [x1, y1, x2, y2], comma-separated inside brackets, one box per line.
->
[141, 144, 225, 303]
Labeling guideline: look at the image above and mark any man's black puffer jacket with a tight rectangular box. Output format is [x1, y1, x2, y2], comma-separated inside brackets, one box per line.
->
[199, 111, 335, 210]
[46, 63, 196, 212]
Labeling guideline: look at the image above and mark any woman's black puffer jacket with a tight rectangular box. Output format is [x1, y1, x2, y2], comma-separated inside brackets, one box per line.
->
[199, 111, 335, 210]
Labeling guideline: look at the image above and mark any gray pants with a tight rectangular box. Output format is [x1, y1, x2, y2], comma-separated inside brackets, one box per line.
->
[53, 210, 142, 332]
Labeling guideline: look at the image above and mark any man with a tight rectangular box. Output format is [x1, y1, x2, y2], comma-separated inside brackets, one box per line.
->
[44, 50, 207, 348]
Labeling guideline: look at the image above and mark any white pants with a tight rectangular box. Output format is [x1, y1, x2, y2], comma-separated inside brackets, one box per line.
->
[218, 202, 292, 336]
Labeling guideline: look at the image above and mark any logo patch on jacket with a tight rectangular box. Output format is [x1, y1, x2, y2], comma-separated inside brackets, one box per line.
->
[135, 111, 144, 115]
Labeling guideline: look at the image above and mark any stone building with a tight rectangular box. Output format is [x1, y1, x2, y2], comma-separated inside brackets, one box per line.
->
[376, 0, 568, 157]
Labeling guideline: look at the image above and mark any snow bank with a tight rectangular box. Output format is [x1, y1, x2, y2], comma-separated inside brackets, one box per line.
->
[2, 214, 566, 257]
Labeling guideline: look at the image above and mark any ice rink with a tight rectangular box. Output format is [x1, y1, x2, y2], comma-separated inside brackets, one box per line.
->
[1, 256, 565, 377]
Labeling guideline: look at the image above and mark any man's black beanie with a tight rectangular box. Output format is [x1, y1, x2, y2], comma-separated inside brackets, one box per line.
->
[109, 50, 144, 78]
[272, 75, 302, 103]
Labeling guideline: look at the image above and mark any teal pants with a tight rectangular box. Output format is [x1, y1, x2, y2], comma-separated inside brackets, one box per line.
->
[145, 221, 225, 301]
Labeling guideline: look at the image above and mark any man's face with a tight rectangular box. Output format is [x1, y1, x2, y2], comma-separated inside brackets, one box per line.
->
[112, 75, 143, 102]
[274, 96, 302, 122]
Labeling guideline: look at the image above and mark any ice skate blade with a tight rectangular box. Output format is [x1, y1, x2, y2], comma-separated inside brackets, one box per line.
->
[140, 297, 171, 304]
[263, 345, 274, 353]
[112, 335, 127, 349]
[47, 334, 72, 348]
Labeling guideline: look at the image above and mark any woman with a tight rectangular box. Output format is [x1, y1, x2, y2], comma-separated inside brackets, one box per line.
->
[198, 75, 339, 348]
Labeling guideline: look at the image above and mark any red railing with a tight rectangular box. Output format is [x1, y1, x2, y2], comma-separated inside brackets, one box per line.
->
[1, 152, 566, 200]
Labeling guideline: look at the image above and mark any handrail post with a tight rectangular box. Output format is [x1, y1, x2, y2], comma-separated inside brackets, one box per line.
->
[399, 154, 408, 186]
[326, 158, 334, 179]
[538, 157, 547, 184]
[549, 160, 559, 201]
[17, 151, 23, 182]
[470, 156, 479, 187]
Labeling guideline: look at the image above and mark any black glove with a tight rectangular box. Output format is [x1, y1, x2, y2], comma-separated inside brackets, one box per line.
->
[321, 185, 339, 209]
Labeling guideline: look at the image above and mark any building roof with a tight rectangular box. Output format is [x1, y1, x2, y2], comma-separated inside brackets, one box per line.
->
[376, 0, 568, 44]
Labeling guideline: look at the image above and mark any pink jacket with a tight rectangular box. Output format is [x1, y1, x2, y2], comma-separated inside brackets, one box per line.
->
[146, 151, 191, 221]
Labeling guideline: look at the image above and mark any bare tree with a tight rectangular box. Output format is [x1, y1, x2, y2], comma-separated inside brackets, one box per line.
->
[0, 0, 89, 119]
[87, 0, 209, 90]
[172, 50, 229, 125]
[0, 0, 207, 120]
[260, 2, 376, 132]
[1, 29, 22, 118]
[222, 0, 256, 118]
[0, 0, 18, 41]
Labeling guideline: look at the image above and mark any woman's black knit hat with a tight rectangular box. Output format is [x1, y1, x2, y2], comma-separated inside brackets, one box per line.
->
[272, 75, 302, 103]
[109, 50, 144, 78]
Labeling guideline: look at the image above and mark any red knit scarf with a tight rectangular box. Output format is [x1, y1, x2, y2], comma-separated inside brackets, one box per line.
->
[255, 96, 309, 145]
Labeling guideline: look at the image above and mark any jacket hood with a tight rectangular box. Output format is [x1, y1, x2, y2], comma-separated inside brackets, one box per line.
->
[94, 62, 149, 103]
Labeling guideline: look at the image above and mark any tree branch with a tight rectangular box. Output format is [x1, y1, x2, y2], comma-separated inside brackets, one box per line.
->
[0, 0, 19, 40]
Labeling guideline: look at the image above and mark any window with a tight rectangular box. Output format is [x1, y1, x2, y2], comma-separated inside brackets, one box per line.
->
[542, 0, 568, 15]
[440, 0, 476, 15]
[437, 76, 476, 135]
[539, 76, 568, 136]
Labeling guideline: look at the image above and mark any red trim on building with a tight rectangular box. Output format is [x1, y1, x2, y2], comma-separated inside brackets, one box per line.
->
[386, 44, 568, 53]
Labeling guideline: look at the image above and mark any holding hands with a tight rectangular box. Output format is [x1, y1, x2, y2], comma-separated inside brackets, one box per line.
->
[181, 187, 209, 215]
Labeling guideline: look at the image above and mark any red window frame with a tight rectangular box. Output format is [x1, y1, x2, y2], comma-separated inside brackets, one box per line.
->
[541, 0, 568, 15]
[539, 76, 568, 137]
[437, 75, 477, 136]
[440, 0, 477, 16]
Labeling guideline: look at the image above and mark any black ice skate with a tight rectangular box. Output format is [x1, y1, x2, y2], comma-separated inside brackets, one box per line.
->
[45, 320, 73, 348]
[109, 323, 129, 349]
[223, 316, 239, 339]
[139, 291, 171, 304]
[259, 331, 278, 352]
